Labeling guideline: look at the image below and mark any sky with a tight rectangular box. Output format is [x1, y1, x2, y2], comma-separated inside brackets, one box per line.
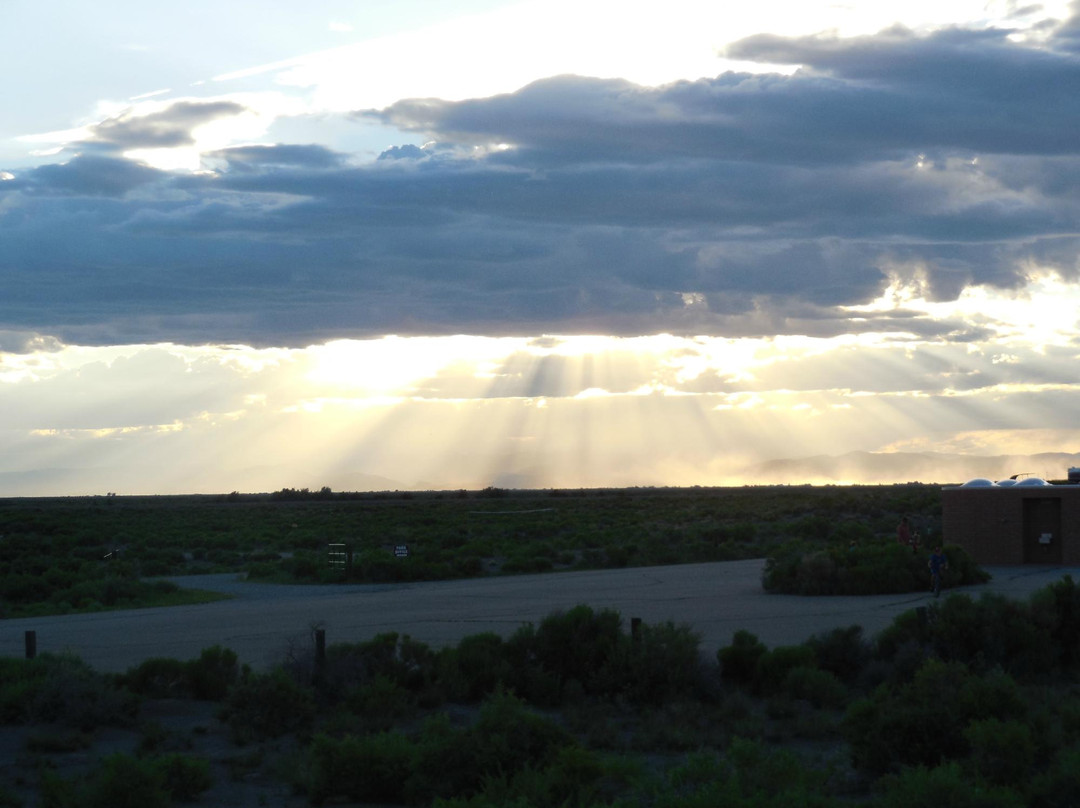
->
[2, 0, 1080, 495]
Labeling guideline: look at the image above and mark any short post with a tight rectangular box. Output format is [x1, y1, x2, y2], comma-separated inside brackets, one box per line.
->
[25, 630, 36, 660]
[631, 617, 642, 644]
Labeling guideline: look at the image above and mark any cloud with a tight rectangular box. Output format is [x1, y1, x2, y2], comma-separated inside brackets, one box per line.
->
[3, 20, 1080, 346]
[208, 143, 346, 172]
[87, 100, 248, 152]
[18, 154, 166, 196]
[0, 330, 64, 354]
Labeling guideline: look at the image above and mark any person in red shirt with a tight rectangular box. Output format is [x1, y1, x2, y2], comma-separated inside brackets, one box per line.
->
[897, 516, 912, 547]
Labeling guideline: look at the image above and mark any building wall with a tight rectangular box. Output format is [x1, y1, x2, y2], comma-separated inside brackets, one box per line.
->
[942, 486, 1080, 565]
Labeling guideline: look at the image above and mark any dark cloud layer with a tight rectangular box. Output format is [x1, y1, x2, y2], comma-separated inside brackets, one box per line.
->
[89, 101, 248, 152]
[2, 17, 1080, 346]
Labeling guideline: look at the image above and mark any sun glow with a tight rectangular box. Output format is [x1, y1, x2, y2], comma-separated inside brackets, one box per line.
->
[4, 320, 1080, 495]
[847, 269, 1080, 349]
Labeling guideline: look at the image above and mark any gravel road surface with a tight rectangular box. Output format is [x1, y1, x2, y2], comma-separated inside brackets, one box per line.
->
[3, 560, 1078, 672]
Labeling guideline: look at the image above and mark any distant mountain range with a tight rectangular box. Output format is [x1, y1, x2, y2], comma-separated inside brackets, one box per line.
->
[740, 450, 1080, 486]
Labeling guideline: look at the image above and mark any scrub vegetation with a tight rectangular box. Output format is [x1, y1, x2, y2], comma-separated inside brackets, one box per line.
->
[1, 483, 945, 616]
[4, 580, 1080, 807]
[763, 540, 990, 595]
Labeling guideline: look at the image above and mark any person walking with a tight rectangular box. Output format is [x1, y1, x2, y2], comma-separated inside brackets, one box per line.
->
[897, 516, 912, 547]
[928, 546, 948, 598]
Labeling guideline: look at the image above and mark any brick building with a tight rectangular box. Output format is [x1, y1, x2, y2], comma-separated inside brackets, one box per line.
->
[942, 477, 1080, 565]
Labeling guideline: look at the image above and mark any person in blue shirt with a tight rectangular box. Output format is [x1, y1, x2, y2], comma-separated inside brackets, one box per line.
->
[928, 546, 948, 597]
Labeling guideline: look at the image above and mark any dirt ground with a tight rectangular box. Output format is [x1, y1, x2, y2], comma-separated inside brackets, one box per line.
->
[1, 698, 311, 807]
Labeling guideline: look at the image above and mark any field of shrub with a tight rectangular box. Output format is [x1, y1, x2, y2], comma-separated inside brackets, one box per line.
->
[763, 540, 990, 595]
[1, 483, 944, 615]
[4, 577, 1080, 807]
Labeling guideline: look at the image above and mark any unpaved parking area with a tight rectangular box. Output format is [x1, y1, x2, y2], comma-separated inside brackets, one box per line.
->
[3, 560, 1078, 672]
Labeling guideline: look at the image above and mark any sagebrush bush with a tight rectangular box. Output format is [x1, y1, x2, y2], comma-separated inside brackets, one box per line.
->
[1029, 575, 1080, 670]
[124, 657, 190, 698]
[123, 645, 238, 700]
[404, 688, 580, 803]
[844, 658, 1026, 775]
[781, 665, 847, 709]
[85, 754, 170, 808]
[154, 754, 214, 801]
[1, 653, 137, 730]
[963, 718, 1034, 788]
[718, 630, 767, 686]
[530, 605, 624, 696]
[187, 644, 238, 700]
[307, 731, 416, 806]
[437, 631, 513, 702]
[344, 674, 418, 730]
[624, 620, 704, 704]
[405, 713, 484, 803]
[222, 668, 315, 741]
[763, 540, 987, 596]
[1027, 745, 1080, 808]
[806, 625, 871, 685]
[873, 762, 1024, 808]
[754, 645, 815, 696]
[470, 688, 576, 776]
[875, 587, 1074, 679]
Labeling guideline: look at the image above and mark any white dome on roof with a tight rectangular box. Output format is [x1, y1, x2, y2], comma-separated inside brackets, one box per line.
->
[996, 479, 1018, 487]
[1015, 477, 1051, 486]
[961, 478, 997, 487]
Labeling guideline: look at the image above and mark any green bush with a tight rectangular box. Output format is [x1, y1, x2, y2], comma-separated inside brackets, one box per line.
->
[38, 753, 211, 808]
[344, 674, 418, 730]
[0, 653, 137, 730]
[719, 630, 767, 686]
[781, 666, 847, 709]
[806, 625, 871, 684]
[405, 689, 577, 804]
[1027, 745, 1080, 808]
[755, 645, 816, 696]
[438, 632, 514, 702]
[624, 620, 704, 705]
[451, 744, 608, 808]
[307, 731, 416, 806]
[154, 754, 214, 801]
[764, 540, 988, 596]
[124, 657, 190, 698]
[405, 713, 484, 803]
[963, 718, 1034, 788]
[187, 644, 238, 700]
[222, 668, 315, 741]
[876, 591, 1060, 679]
[515, 605, 625, 699]
[123, 645, 238, 700]
[873, 762, 1024, 808]
[1029, 575, 1080, 671]
[85, 754, 170, 808]
[845, 658, 1026, 775]
[653, 739, 831, 807]
[470, 688, 576, 776]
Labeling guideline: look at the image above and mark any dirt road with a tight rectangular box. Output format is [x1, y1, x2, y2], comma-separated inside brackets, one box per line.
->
[2, 560, 1077, 672]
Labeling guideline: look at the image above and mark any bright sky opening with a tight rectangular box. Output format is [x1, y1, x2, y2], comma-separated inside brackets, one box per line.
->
[2, 0, 1080, 495]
